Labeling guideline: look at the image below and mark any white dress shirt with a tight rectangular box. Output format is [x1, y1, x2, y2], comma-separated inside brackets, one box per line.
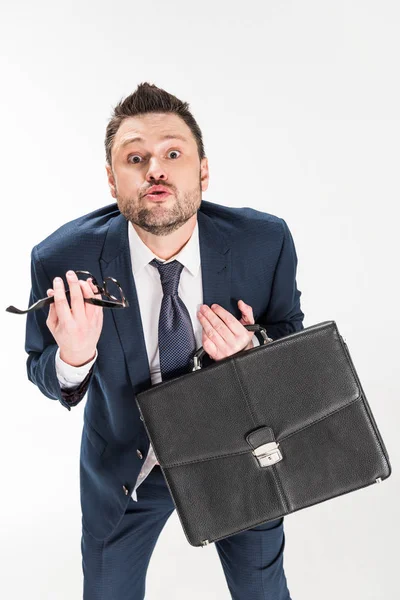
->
[55, 218, 260, 501]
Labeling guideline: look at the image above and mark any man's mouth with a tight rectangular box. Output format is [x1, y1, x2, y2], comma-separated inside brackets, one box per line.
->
[146, 191, 171, 201]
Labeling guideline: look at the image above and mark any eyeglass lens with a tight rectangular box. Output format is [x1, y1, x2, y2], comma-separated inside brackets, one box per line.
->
[75, 271, 124, 304]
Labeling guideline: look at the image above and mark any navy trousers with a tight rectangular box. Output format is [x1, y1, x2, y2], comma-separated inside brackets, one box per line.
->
[81, 465, 292, 599]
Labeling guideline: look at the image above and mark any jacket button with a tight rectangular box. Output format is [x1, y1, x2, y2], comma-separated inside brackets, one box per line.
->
[137, 449, 143, 459]
[122, 485, 129, 495]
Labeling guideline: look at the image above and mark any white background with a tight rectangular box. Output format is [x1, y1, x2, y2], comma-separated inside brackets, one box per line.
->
[0, 1, 398, 598]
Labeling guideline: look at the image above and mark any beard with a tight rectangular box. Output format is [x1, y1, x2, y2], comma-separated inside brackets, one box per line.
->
[115, 175, 202, 237]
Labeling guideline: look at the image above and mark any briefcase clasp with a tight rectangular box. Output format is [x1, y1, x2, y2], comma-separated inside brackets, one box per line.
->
[252, 441, 283, 467]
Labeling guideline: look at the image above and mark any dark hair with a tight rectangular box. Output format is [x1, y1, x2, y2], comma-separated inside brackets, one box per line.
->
[105, 82, 206, 168]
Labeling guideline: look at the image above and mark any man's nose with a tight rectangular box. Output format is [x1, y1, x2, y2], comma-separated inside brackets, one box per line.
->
[145, 157, 168, 181]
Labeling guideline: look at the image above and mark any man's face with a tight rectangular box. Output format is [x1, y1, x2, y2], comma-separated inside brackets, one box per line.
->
[106, 112, 209, 236]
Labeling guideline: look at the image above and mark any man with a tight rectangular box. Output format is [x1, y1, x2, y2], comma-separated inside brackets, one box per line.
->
[25, 82, 304, 599]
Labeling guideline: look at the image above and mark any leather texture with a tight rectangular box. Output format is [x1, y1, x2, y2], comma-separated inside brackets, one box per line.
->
[135, 320, 392, 547]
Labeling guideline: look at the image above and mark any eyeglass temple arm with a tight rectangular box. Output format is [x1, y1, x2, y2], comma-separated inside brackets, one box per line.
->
[5, 290, 73, 314]
[6, 289, 129, 315]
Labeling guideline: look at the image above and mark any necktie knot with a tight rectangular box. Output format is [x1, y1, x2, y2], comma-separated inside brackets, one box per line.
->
[150, 258, 184, 297]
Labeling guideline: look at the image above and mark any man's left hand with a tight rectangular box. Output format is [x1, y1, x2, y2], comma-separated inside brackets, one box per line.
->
[197, 300, 255, 361]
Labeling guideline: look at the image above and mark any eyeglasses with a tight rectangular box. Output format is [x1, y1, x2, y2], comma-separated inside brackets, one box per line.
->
[5, 270, 129, 315]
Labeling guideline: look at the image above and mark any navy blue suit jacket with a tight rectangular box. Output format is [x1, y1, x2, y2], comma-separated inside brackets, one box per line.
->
[25, 200, 304, 541]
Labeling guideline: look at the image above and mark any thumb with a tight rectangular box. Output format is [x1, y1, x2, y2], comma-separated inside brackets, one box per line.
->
[238, 299, 254, 323]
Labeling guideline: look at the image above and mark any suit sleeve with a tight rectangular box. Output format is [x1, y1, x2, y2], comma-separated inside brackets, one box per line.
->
[258, 218, 305, 341]
[24, 245, 95, 411]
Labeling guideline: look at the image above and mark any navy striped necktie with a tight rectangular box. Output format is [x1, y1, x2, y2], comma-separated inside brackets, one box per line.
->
[150, 258, 197, 382]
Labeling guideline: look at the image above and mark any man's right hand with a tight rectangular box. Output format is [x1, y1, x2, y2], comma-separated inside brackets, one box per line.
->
[46, 270, 104, 367]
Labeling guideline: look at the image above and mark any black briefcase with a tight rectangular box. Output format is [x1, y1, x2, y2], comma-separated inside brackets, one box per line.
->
[135, 321, 391, 547]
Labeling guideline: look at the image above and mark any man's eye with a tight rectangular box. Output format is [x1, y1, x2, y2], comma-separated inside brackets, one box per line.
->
[128, 150, 181, 164]
[128, 155, 142, 164]
[167, 150, 181, 159]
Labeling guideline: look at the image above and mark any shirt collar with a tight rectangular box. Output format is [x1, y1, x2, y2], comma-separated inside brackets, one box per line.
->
[128, 218, 200, 278]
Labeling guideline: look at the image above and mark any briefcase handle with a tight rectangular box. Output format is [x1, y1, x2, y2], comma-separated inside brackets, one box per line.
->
[192, 324, 273, 371]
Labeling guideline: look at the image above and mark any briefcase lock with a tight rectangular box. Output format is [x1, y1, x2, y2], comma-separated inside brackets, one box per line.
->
[252, 441, 283, 467]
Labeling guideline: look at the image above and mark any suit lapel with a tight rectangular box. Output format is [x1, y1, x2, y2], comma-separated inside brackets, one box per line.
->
[197, 209, 232, 312]
[99, 205, 231, 395]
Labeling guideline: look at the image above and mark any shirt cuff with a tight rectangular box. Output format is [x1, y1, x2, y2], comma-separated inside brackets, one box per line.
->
[252, 333, 260, 347]
[55, 346, 98, 388]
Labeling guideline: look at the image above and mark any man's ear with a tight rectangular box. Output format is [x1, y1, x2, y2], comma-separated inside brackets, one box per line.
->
[200, 157, 209, 193]
[105, 164, 117, 198]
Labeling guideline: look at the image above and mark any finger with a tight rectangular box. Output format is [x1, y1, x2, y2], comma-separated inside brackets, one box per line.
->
[208, 304, 243, 343]
[79, 278, 103, 320]
[238, 301, 255, 343]
[238, 299, 254, 323]
[52, 276, 73, 326]
[46, 288, 58, 329]
[66, 270, 86, 320]
[198, 308, 233, 349]
[202, 330, 217, 360]
[90, 279, 104, 307]
[86, 278, 103, 299]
